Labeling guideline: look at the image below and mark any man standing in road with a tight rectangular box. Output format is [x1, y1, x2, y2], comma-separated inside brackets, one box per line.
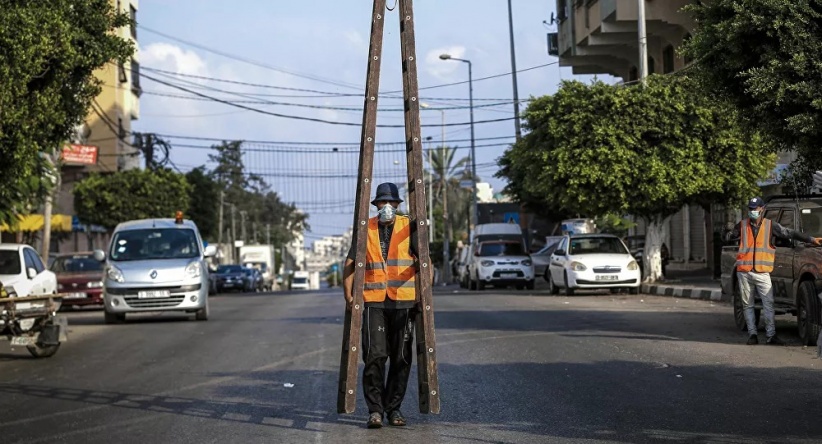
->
[343, 182, 419, 429]
[727, 197, 822, 345]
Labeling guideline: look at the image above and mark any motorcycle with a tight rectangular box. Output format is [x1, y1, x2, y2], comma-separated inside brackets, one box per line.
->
[0, 286, 68, 358]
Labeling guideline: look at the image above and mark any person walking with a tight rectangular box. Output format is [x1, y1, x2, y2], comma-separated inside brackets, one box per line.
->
[727, 197, 822, 345]
[343, 182, 420, 429]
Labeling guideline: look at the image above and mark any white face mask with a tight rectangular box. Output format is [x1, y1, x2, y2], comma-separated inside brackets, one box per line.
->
[749, 210, 761, 220]
[378, 204, 396, 223]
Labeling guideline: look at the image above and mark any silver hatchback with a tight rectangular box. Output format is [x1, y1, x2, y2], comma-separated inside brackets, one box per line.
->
[95, 218, 216, 323]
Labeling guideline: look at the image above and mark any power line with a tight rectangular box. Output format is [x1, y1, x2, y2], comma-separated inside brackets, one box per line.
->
[153, 132, 513, 146]
[141, 72, 517, 128]
[139, 25, 364, 92]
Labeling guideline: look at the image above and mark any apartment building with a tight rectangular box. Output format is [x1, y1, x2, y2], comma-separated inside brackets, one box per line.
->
[54, 0, 142, 252]
[550, 0, 694, 82]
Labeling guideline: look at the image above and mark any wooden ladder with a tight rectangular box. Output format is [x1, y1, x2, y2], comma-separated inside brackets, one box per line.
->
[337, 0, 440, 415]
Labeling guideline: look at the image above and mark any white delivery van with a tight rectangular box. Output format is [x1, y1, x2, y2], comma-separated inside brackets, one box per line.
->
[291, 271, 310, 290]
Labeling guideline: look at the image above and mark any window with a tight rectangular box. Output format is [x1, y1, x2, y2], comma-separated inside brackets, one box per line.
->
[663, 45, 675, 74]
[478, 242, 525, 257]
[51, 255, 103, 273]
[23, 249, 44, 274]
[801, 208, 822, 237]
[569, 237, 630, 255]
[110, 228, 201, 261]
[775, 210, 795, 247]
[0, 250, 21, 275]
[118, 62, 127, 84]
[629, 66, 638, 82]
[131, 61, 141, 96]
[130, 5, 137, 39]
[648, 57, 655, 75]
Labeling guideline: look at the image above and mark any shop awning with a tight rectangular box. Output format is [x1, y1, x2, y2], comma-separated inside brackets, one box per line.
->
[1, 214, 74, 232]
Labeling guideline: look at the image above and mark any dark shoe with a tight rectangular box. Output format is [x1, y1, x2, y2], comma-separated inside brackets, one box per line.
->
[366, 412, 383, 429]
[387, 409, 406, 427]
[747, 335, 759, 345]
[766, 336, 786, 346]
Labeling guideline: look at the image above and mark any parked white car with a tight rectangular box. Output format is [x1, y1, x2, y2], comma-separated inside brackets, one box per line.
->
[0, 244, 58, 297]
[546, 234, 640, 295]
[468, 240, 535, 290]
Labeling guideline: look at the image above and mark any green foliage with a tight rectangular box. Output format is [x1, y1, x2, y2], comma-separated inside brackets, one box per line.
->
[595, 214, 636, 239]
[0, 0, 133, 224]
[427, 146, 475, 243]
[682, 0, 822, 164]
[185, 167, 220, 240]
[208, 141, 308, 246]
[73, 169, 191, 229]
[498, 76, 773, 222]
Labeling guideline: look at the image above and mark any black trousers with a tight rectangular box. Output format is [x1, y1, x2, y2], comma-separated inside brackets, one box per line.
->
[361, 306, 416, 415]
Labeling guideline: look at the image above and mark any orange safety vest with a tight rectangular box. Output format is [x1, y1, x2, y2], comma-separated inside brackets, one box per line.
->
[363, 215, 417, 303]
[736, 218, 776, 273]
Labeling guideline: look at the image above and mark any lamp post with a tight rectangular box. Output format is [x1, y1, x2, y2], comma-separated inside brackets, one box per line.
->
[507, 0, 522, 141]
[439, 53, 476, 248]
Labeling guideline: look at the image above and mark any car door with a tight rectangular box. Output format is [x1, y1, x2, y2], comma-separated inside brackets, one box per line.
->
[771, 208, 796, 304]
[19, 248, 40, 295]
[549, 237, 569, 283]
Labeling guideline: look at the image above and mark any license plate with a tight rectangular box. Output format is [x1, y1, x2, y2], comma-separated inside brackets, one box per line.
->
[10, 336, 35, 346]
[500, 273, 518, 278]
[65, 292, 87, 299]
[138, 290, 171, 299]
[596, 275, 619, 281]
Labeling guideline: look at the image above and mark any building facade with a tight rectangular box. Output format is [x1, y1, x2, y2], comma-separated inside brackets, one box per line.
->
[552, 0, 694, 82]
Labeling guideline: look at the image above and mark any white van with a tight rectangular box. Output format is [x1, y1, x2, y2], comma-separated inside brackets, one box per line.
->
[465, 223, 534, 290]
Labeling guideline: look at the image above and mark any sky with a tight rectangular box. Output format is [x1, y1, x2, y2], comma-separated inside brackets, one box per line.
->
[134, 0, 602, 245]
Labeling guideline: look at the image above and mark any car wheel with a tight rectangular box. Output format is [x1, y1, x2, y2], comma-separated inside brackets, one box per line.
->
[732, 281, 760, 332]
[515, 284, 524, 290]
[477, 278, 486, 291]
[104, 311, 125, 324]
[797, 280, 820, 346]
[547, 274, 559, 295]
[469, 277, 477, 291]
[526, 279, 535, 290]
[543, 268, 551, 283]
[563, 272, 574, 296]
[628, 286, 639, 295]
[27, 343, 60, 358]
[195, 300, 210, 321]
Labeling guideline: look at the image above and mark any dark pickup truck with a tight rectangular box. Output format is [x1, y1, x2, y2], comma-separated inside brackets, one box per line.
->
[720, 196, 822, 345]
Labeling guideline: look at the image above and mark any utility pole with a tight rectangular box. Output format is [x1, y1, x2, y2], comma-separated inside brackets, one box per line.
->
[638, 0, 649, 86]
[218, 191, 225, 251]
[240, 210, 247, 243]
[441, 153, 450, 285]
[507, 0, 522, 141]
[41, 152, 60, 260]
[231, 204, 237, 263]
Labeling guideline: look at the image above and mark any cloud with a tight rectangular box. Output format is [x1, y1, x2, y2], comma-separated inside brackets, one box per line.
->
[141, 42, 209, 76]
[343, 30, 366, 51]
[425, 46, 466, 80]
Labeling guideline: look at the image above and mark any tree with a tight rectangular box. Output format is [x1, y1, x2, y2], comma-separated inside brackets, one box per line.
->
[498, 76, 773, 282]
[207, 141, 307, 247]
[185, 167, 220, 241]
[0, 0, 133, 225]
[682, 0, 822, 169]
[74, 169, 191, 229]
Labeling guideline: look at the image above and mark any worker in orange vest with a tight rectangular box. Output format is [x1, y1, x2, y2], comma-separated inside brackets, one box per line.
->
[343, 182, 421, 429]
[727, 197, 822, 345]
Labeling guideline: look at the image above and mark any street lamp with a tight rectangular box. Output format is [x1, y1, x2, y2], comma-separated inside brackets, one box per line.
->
[439, 53, 477, 246]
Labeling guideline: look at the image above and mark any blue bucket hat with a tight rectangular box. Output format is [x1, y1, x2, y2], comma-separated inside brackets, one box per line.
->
[371, 182, 404, 206]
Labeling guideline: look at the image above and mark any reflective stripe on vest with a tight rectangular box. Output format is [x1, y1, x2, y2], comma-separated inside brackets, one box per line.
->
[736, 218, 776, 273]
[363, 216, 417, 303]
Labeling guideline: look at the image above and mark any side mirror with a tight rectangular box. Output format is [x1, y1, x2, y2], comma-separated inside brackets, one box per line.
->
[27, 268, 37, 279]
[204, 245, 218, 258]
[93, 249, 106, 262]
[554, 249, 566, 257]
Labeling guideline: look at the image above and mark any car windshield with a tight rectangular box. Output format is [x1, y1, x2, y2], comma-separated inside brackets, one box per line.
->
[110, 228, 200, 261]
[217, 265, 244, 274]
[51, 255, 102, 273]
[569, 237, 629, 255]
[0, 251, 21, 275]
[801, 208, 822, 237]
[478, 242, 525, 256]
[293, 277, 308, 284]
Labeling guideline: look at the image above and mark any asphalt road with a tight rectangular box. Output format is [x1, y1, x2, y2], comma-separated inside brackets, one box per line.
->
[1, 284, 821, 444]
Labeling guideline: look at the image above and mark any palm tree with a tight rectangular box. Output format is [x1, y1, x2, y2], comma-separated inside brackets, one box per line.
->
[427, 146, 476, 244]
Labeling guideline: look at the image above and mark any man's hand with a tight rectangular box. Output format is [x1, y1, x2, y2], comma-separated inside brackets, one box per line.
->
[344, 294, 353, 310]
[813, 237, 822, 247]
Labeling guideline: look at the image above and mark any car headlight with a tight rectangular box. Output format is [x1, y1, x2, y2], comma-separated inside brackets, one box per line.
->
[186, 261, 202, 279]
[106, 266, 124, 283]
[627, 260, 639, 271]
[87, 281, 104, 289]
[521, 259, 532, 266]
[570, 261, 587, 271]
[481, 260, 495, 267]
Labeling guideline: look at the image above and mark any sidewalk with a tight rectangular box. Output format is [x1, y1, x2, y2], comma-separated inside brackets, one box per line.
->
[640, 267, 726, 303]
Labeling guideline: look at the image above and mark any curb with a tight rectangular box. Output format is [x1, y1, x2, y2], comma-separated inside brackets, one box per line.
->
[641, 283, 727, 303]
